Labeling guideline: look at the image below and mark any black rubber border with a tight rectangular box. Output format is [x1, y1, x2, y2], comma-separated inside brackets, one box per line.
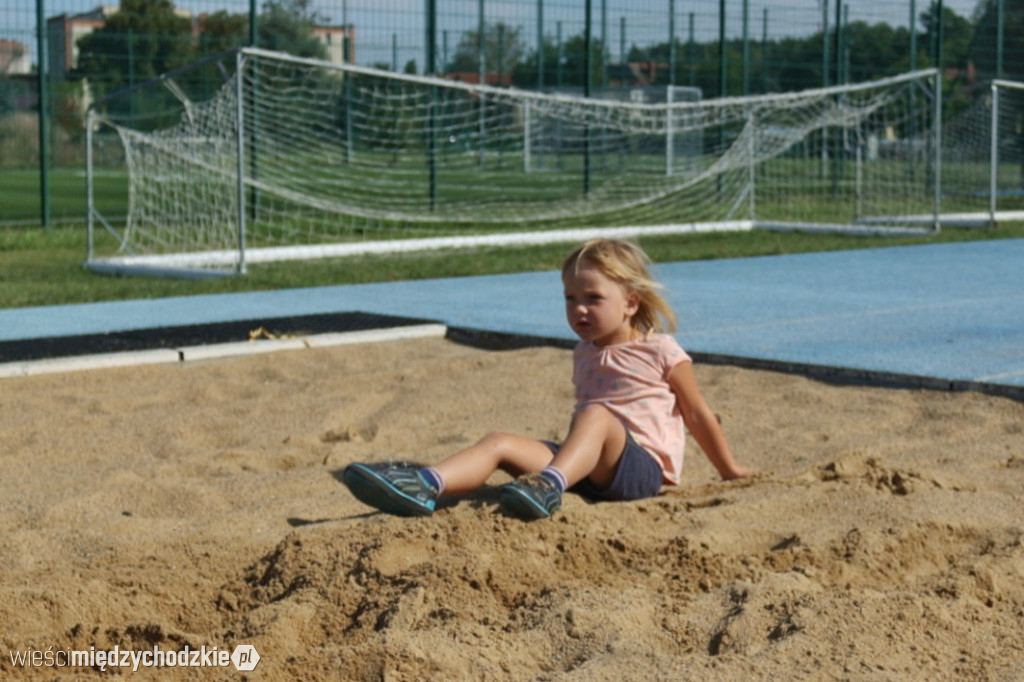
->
[444, 327, 1024, 403]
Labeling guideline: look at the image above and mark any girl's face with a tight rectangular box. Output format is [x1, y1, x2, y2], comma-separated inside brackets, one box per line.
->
[563, 260, 639, 347]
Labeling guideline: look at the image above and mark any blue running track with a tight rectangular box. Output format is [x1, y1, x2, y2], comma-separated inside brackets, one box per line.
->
[1, 239, 1022, 398]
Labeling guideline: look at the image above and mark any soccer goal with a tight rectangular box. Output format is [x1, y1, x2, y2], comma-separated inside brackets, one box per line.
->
[936, 78, 1024, 227]
[86, 47, 943, 277]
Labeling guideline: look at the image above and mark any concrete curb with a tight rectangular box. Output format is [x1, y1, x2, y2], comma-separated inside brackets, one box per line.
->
[0, 324, 448, 379]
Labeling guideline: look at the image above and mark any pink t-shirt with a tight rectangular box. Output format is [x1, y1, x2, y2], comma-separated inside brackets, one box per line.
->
[573, 333, 691, 484]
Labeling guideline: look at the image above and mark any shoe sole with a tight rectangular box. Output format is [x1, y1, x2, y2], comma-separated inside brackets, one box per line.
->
[499, 486, 557, 520]
[342, 464, 435, 517]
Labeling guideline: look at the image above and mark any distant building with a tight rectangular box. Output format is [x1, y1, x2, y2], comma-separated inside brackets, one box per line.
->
[312, 25, 355, 66]
[0, 39, 32, 75]
[46, 6, 117, 81]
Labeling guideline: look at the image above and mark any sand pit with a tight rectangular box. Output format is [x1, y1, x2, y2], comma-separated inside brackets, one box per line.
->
[1, 336, 1022, 680]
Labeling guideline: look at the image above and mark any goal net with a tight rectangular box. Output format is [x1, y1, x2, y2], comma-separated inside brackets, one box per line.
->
[86, 47, 942, 276]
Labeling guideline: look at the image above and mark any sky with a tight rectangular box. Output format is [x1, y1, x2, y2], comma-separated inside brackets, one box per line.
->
[6, 0, 986, 70]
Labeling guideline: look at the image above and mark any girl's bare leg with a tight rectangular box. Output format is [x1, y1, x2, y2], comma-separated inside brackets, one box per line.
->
[549, 403, 627, 489]
[433, 404, 627, 495]
[432, 432, 555, 494]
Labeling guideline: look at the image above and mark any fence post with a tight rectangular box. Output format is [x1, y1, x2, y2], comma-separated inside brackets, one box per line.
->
[989, 82, 998, 225]
[996, 0, 1004, 77]
[86, 108, 94, 259]
[933, 68, 942, 233]
[426, 0, 438, 209]
[36, 0, 50, 228]
[537, 0, 544, 88]
[583, 0, 592, 197]
[235, 50, 248, 274]
[249, 0, 257, 45]
[668, 0, 676, 87]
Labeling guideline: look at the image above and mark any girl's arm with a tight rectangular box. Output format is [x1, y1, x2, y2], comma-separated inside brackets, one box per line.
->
[669, 361, 753, 480]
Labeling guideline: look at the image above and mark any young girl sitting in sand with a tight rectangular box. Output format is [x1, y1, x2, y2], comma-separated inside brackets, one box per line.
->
[343, 238, 753, 520]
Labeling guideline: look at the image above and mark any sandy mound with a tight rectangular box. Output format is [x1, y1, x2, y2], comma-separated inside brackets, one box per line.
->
[1, 337, 1022, 680]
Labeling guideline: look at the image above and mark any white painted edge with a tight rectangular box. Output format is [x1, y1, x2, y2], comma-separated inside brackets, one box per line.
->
[301, 324, 448, 348]
[0, 348, 182, 378]
[177, 338, 310, 362]
[0, 324, 448, 379]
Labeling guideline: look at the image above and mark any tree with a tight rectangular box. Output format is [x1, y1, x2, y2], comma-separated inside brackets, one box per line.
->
[444, 22, 526, 80]
[511, 36, 560, 88]
[920, 2, 974, 71]
[257, 0, 327, 59]
[843, 22, 912, 82]
[631, 37, 747, 95]
[199, 10, 248, 56]
[0, 79, 16, 117]
[515, 33, 605, 90]
[75, 0, 195, 106]
[512, 32, 611, 89]
[186, 1, 330, 60]
[968, 0, 1024, 80]
[75, 0, 331, 123]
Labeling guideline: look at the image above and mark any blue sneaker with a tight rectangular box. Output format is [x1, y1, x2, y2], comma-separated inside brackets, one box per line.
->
[343, 462, 438, 517]
[499, 473, 562, 520]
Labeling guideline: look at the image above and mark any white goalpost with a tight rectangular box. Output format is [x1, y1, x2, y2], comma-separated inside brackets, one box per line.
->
[86, 47, 944, 277]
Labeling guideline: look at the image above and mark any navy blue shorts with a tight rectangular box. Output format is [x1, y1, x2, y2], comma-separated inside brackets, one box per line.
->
[543, 431, 663, 502]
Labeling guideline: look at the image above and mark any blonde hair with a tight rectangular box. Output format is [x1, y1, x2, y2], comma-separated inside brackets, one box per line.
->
[562, 238, 677, 334]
